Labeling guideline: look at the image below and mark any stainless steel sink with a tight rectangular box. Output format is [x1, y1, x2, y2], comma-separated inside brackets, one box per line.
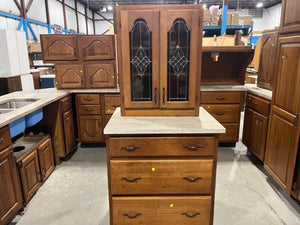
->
[0, 99, 38, 109]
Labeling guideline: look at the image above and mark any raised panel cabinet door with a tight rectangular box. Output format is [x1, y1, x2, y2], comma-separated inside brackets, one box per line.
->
[160, 8, 201, 109]
[38, 138, 55, 182]
[79, 115, 103, 142]
[264, 111, 299, 195]
[19, 150, 41, 204]
[41, 35, 78, 61]
[85, 62, 116, 88]
[250, 111, 268, 162]
[257, 30, 278, 90]
[55, 64, 84, 89]
[242, 107, 253, 148]
[63, 109, 76, 155]
[274, 36, 300, 114]
[119, 10, 160, 109]
[280, 0, 300, 34]
[79, 35, 115, 60]
[0, 146, 22, 225]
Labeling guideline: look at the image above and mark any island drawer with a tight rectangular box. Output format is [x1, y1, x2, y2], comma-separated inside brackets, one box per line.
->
[246, 93, 270, 116]
[110, 159, 213, 195]
[0, 125, 11, 151]
[201, 104, 240, 123]
[112, 196, 211, 225]
[104, 94, 121, 115]
[76, 94, 100, 105]
[77, 105, 101, 115]
[218, 123, 239, 142]
[108, 137, 215, 157]
[201, 91, 242, 104]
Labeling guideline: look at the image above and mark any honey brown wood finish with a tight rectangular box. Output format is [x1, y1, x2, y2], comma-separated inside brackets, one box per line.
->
[79, 116, 103, 143]
[257, 29, 278, 90]
[112, 196, 211, 225]
[280, 0, 300, 34]
[63, 109, 76, 155]
[37, 137, 55, 181]
[0, 146, 23, 225]
[104, 95, 121, 115]
[246, 93, 270, 116]
[0, 126, 12, 150]
[55, 65, 84, 89]
[76, 94, 100, 105]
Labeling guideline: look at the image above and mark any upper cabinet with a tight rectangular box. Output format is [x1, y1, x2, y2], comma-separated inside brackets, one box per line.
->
[116, 5, 202, 116]
[280, 0, 300, 34]
[41, 35, 78, 61]
[257, 29, 278, 90]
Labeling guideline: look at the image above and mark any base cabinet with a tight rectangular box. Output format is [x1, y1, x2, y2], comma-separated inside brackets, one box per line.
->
[63, 109, 76, 155]
[0, 146, 23, 225]
[37, 138, 55, 182]
[79, 116, 103, 142]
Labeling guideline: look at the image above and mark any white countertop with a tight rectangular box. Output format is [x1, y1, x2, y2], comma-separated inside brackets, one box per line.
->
[201, 85, 246, 92]
[0, 89, 68, 127]
[246, 86, 272, 100]
[104, 107, 225, 135]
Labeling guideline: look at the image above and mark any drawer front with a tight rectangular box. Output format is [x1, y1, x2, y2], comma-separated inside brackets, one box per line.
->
[76, 94, 100, 105]
[202, 104, 240, 123]
[201, 91, 242, 104]
[105, 95, 121, 115]
[108, 137, 215, 157]
[246, 93, 270, 116]
[218, 123, 239, 142]
[110, 159, 213, 195]
[78, 105, 101, 115]
[60, 95, 72, 112]
[113, 196, 211, 225]
[0, 125, 11, 151]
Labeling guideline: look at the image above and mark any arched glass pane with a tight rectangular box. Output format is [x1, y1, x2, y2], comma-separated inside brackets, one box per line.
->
[129, 19, 152, 102]
[167, 18, 190, 102]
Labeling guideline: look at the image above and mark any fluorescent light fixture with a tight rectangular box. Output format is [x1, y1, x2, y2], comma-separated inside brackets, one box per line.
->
[256, 2, 263, 8]
[107, 5, 113, 11]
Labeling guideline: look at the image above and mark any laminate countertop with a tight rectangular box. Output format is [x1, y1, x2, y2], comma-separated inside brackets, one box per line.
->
[104, 107, 226, 135]
[246, 86, 272, 100]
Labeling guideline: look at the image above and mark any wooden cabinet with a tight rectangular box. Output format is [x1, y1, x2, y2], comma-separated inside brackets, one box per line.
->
[257, 29, 278, 90]
[0, 146, 23, 225]
[63, 109, 75, 155]
[41, 35, 117, 90]
[243, 93, 270, 162]
[201, 91, 242, 143]
[264, 35, 300, 195]
[38, 137, 55, 181]
[78, 116, 103, 142]
[41, 35, 78, 61]
[116, 5, 202, 116]
[280, 0, 300, 34]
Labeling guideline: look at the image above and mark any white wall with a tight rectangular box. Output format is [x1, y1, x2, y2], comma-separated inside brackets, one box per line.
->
[228, 3, 282, 31]
[95, 12, 113, 35]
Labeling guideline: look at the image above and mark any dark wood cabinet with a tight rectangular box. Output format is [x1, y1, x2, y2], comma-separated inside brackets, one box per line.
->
[19, 149, 41, 204]
[79, 116, 103, 142]
[0, 146, 23, 225]
[85, 61, 116, 88]
[37, 137, 54, 182]
[63, 109, 76, 155]
[55, 65, 84, 89]
[280, 0, 300, 34]
[116, 5, 202, 116]
[257, 29, 278, 90]
[41, 35, 78, 61]
[79, 35, 115, 60]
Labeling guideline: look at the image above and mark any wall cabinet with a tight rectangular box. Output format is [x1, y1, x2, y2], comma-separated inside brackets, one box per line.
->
[257, 29, 278, 90]
[280, 0, 300, 34]
[264, 35, 300, 195]
[115, 5, 202, 116]
[41, 35, 117, 90]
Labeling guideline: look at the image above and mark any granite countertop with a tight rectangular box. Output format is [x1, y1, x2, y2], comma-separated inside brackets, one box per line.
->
[0, 88, 68, 128]
[201, 85, 246, 92]
[246, 86, 272, 100]
[104, 107, 225, 135]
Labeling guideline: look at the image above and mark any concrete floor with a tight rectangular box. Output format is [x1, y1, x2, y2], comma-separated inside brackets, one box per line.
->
[10, 114, 300, 225]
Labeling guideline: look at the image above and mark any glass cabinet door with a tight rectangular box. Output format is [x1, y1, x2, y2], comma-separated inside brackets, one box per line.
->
[120, 10, 160, 109]
[160, 9, 201, 109]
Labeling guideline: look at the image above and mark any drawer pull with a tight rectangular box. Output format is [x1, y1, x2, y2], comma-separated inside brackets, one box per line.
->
[86, 109, 93, 112]
[183, 145, 203, 151]
[216, 97, 225, 100]
[0, 138, 4, 143]
[122, 177, 141, 182]
[121, 146, 140, 151]
[182, 212, 200, 218]
[252, 101, 258, 105]
[183, 177, 202, 182]
[65, 102, 70, 106]
[84, 98, 93, 101]
[123, 213, 142, 219]
[215, 113, 224, 116]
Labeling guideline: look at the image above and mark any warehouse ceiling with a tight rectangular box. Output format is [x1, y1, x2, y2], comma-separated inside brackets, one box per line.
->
[78, 0, 282, 12]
